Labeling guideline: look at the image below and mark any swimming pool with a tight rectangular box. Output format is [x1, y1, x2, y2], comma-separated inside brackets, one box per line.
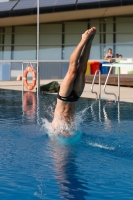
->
[0, 89, 133, 200]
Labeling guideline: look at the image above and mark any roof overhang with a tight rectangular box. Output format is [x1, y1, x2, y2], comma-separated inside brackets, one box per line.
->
[0, 5, 133, 27]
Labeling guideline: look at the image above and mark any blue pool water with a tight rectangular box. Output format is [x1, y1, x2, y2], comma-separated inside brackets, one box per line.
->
[0, 89, 133, 200]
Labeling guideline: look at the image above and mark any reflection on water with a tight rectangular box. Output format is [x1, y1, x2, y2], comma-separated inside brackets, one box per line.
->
[49, 141, 90, 199]
[0, 89, 133, 199]
[23, 92, 37, 116]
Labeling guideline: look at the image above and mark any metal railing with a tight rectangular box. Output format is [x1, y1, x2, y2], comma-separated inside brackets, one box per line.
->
[90, 69, 101, 100]
[103, 66, 117, 101]
[0, 60, 70, 81]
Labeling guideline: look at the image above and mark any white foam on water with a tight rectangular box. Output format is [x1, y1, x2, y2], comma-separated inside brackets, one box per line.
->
[41, 116, 83, 145]
[88, 142, 115, 150]
[41, 103, 87, 143]
[42, 114, 80, 134]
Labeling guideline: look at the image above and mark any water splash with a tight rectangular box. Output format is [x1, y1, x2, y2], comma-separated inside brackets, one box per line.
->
[88, 142, 115, 150]
[41, 97, 94, 144]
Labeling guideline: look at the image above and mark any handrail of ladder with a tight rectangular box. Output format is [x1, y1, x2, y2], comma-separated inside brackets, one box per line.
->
[103, 66, 117, 101]
[90, 69, 101, 100]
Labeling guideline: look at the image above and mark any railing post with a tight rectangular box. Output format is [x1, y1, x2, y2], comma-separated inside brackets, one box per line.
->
[91, 69, 101, 100]
[103, 66, 117, 101]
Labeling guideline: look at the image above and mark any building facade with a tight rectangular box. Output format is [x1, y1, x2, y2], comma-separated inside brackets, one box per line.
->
[0, 16, 133, 61]
[0, 0, 133, 79]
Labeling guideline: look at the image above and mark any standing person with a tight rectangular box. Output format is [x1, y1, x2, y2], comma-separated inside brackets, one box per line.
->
[52, 27, 96, 136]
[104, 48, 114, 62]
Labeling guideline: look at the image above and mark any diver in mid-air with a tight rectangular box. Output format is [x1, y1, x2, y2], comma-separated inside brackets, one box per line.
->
[52, 27, 96, 136]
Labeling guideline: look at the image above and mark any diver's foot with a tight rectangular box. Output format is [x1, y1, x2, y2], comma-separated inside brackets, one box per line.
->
[81, 27, 96, 44]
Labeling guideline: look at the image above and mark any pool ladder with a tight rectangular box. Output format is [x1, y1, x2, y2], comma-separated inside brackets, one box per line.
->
[91, 69, 101, 100]
[103, 66, 117, 101]
[91, 68, 117, 101]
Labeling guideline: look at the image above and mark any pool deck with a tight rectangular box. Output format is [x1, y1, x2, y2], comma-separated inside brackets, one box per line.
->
[0, 79, 133, 103]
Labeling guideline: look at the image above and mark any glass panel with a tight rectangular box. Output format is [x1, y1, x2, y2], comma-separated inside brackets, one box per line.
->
[116, 32, 133, 58]
[0, 63, 11, 81]
[90, 32, 100, 59]
[13, 26, 36, 60]
[40, 24, 62, 33]
[116, 34, 133, 44]
[99, 18, 113, 59]
[15, 26, 36, 34]
[0, 44, 2, 60]
[116, 44, 133, 58]
[40, 24, 62, 60]
[90, 19, 99, 32]
[39, 46, 62, 60]
[15, 26, 36, 45]
[65, 34, 81, 45]
[116, 17, 133, 58]
[40, 34, 61, 45]
[90, 45, 100, 60]
[13, 47, 36, 60]
[64, 22, 87, 60]
[64, 46, 76, 60]
[3, 47, 11, 60]
[0, 31, 3, 44]
[15, 34, 36, 45]
[104, 32, 114, 58]
[65, 22, 87, 33]
[116, 17, 133, 23]
[90, 19, 100, 59]
[116, 23, 133, 33]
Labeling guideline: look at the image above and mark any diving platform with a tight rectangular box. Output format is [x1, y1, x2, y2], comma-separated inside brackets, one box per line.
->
[86, 74, 133, 87]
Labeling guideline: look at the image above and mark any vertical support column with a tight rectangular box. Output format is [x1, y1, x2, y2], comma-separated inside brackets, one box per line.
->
[11, 26, 15, 60]
[113, 17, 116, 57]
[37, 0, 40, 125]
[103, 19, 106, 59]
[22, 62, 24, 92]
[99, 99, 101, 122]
[87, 19, 90, 29]
[99, 70, 101, 99]
[61, 23, 65, 60]
[99, 19, 102, 59]
[2, 27, 5, 60]
[22, 62, 24, 116]
[37, 0, 40, 94]
[118, 67, 120, 101]
[118, 101, 120, 123]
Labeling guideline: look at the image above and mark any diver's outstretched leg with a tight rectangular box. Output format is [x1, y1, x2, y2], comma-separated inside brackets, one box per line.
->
[59, 27, 96, 97]
[73, 28, 96, 97]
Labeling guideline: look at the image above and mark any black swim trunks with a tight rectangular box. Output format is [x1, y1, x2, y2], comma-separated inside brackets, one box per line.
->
[57, 90, 79, 102]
